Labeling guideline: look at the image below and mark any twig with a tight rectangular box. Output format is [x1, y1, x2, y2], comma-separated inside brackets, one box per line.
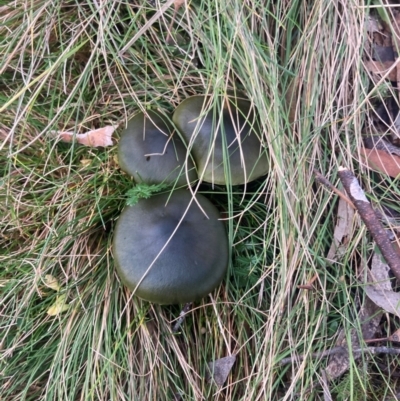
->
[315, 169, 400, 233]
[338, 167, 400, 282]
[279, 345, 400, 365]
[172, 302, 192, 332]
[313, 169, 355, 209]
[297, 273, 319, 290]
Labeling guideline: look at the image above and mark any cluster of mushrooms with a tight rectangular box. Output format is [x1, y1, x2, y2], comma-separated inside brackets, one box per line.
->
[113, 95, 269, 305]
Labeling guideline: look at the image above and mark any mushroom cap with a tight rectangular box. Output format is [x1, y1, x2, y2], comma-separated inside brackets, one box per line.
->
[173, 95, 268, 185]
[118, 111, 197, 186]
[113, 189, 229, 304]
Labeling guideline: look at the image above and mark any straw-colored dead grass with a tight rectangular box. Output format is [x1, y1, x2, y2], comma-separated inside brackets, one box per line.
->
[2, 0, 398, 400]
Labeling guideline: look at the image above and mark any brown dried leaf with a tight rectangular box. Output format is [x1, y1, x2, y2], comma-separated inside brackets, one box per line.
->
[364, 136, 400, 157]
[366, 15, 382, 33]
[360, 148, 400, 178]
[365, 253, 400, 317]
[364, 60, 398, 81]
[325, 296, 382, 380]
[373, 45, 395, 62]
[389, 328, 400, 342]
[57, 126, 115, 147]
[327, 197, 355, 261]
[207, 355, 236, 387]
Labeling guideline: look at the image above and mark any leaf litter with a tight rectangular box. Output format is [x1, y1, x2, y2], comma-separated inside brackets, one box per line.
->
[365, 252, 400, 318]
[55, 126, 116, 147]
[43, 274, 69, 316]
[361, 148, 400, 178]
[313, 170, 400, 384]
[47, 294, 69, 316]
[324, 168, 400, 380]
[326, 197, 355, 262]
[206, 355, 236, 387]
[324, 296, 383, 380]
[10, 1, 400, 396]
[322, 196, 382, 380]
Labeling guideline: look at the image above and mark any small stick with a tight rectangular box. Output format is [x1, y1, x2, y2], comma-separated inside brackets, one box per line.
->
[315, 169, 400, 232]
[313, 169, 355, 209]
[279, 345, 400, 365]
[172, 302, 192, 332]
[338, 167, 400, 282]
[298, 273, 319, 290]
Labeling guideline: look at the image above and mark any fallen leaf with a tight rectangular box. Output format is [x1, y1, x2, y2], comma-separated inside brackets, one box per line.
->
[364, 60, 398, 81]
[44, 274, 60, 292]
[366, 15, 382, 33]
[327, 197, 355, 262]
[360, 148, 400, 178]
[325, 296, 382, 380]
[389, 328, 400, 342]
[364, 252, 400, 317]
[206, 355, 236, 387]
[80, 159, 92, 167]
[364, 136, 400, 157]
[47, 294, 69, 316]
[57, 126, 115, 147]
[373, 45, 395, 62]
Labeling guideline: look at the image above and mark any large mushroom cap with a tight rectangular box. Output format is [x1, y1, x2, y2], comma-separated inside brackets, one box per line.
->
[173, 95, 268, 185]
[113, 189, 229, 304]
[118, 111, 197, 186]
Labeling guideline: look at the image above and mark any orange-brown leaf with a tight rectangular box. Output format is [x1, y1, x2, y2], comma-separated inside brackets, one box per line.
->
[58, 126, 115, 147]
[360, 148, 400, 178]
[364, 60, 398, 81]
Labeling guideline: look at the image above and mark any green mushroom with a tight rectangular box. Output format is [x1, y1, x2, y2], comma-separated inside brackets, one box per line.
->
[113, 189, 229, 304]
[173, 95, 269, 185]
[118, 110, 197, 186]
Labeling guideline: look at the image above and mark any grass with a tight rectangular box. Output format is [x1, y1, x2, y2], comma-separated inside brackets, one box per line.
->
[1, 0, 400, 400]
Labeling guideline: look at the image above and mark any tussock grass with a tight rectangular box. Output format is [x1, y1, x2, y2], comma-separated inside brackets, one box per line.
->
[1, 0, 395, 400]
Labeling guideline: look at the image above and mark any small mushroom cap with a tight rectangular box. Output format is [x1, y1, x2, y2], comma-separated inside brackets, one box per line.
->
[118, 111, 197, 186]
[173, 95, 268, 185]
[113, 189, 229, 304]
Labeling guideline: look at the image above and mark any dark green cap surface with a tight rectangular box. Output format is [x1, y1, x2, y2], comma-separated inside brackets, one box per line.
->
[118, 111, 197, 186]
[173, 95, 268, 185]
[113, 190, 229, 304]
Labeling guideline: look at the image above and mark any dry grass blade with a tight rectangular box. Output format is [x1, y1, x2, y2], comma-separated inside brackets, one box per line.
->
[2, 0, 398, 399]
